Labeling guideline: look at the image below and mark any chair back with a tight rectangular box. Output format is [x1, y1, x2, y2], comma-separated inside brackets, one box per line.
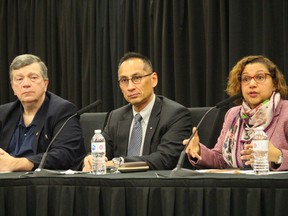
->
[80, 112, 108, 153]
[188, 107, 227, 149]
[182, 107, 227, 169]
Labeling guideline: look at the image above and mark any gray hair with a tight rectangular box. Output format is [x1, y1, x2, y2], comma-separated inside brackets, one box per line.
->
[9, 54, 48, 81]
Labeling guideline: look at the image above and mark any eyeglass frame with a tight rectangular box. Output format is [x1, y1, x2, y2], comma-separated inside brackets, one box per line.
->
[239, 73, 272, 85]
[118, 72, 154, 86]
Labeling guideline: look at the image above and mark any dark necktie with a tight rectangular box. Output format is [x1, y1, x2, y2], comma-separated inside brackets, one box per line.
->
[127, 113, 142, 156]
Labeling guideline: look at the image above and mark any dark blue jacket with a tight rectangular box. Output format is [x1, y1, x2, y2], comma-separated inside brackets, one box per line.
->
[0, 91, 85, 170]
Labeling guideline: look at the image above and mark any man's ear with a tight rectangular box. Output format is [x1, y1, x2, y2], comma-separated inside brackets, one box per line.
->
[152, 72, 158, 88]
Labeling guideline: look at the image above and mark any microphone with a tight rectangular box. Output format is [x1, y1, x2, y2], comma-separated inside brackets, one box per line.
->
[32, 99, 102, 176]
[170, 93, 242, 177]
[76, 100, 102, 115]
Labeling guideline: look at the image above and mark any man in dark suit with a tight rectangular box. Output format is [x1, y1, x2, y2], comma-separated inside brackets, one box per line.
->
[83, 52, 192, 170]
[0, 54, 86, 171]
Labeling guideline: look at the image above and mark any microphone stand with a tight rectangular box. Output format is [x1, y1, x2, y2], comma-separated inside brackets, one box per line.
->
[23, 99, 102, 177]
[32, 114, 78, 176]
[170, 93, 242, 177]
[170, 107, 216, 177]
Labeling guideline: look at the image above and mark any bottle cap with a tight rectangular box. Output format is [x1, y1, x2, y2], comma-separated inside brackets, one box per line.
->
[94, 129, 102, 134]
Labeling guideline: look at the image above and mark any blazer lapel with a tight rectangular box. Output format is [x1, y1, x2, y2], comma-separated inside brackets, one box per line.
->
[266, 100, 282, 138]
[1, 111, 20, 151]
[142, 97, 162, 155]
[117, 109, 133, 155]
[32, 97, 50, 153]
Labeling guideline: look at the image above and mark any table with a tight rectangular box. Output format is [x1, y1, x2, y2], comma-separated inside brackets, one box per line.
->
[1, 170, 288, 216]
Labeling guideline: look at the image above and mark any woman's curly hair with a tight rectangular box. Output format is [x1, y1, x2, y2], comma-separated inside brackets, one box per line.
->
[226, 55, 288, 105]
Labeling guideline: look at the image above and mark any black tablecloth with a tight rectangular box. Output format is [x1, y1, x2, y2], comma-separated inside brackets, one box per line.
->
[1, 170, 288, 216]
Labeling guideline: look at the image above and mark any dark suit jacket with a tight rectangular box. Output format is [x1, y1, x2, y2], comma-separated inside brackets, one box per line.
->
[103, 95, 192, 170]
[0, 91, 86, 170]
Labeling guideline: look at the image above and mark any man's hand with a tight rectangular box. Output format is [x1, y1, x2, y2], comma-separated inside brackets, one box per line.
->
[82, 154, 114, 172]
[82, 155, 93, 172]
[0, 148, 34, 171]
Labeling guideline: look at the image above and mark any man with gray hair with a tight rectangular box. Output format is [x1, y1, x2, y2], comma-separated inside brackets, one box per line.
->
[0, 54, 85, 171]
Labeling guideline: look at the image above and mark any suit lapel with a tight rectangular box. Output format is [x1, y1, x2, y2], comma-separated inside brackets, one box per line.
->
[142, 97, 162, 155]
[1, 109, 20, 151]
[117, 109, 133, 155]
[32, 96, 50, 154]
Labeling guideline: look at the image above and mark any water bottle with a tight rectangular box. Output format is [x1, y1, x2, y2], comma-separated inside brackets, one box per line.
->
[91, 129, 106, 175]
[252, 127, 269, 175]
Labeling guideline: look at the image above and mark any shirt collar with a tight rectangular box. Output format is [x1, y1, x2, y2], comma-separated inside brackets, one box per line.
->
[132, 94, 156, 125]
[18, 95, 49, 127]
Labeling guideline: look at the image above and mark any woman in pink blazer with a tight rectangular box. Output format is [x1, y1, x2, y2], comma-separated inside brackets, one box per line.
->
[185, 55, 288, 171]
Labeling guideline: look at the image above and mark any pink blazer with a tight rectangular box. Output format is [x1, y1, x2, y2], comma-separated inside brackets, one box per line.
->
[191, 99, 288, 171]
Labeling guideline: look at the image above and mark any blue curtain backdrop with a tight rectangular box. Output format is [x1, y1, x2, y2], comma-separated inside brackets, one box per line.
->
[0, 0, 287, 112]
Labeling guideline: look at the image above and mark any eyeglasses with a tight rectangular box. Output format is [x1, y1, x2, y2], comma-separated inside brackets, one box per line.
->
[118, 72, 153, 86]
[240, 73, 272, 85]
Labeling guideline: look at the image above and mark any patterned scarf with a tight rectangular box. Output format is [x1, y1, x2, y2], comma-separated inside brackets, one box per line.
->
[222, 92, 280, 168]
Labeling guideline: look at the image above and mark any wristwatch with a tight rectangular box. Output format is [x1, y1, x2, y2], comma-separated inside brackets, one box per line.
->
[112, 157, 124, 166]
[276, 152, 283, 164]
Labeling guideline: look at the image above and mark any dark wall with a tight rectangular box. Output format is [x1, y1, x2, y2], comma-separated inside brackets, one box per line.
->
[0, 0, 287, 111]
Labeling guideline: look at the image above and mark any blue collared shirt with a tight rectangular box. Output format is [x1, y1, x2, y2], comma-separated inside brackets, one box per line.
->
[8, 107, 39, 157]
[8, 119, 36, 157]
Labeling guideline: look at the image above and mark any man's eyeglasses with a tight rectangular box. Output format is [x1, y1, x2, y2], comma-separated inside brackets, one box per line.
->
[240, 73, 272, 85]
[118, 72, 154, 86]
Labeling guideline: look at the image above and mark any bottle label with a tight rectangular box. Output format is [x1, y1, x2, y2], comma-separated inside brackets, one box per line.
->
[252, 140, 268, 151]
[91, 142, 106, 153]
